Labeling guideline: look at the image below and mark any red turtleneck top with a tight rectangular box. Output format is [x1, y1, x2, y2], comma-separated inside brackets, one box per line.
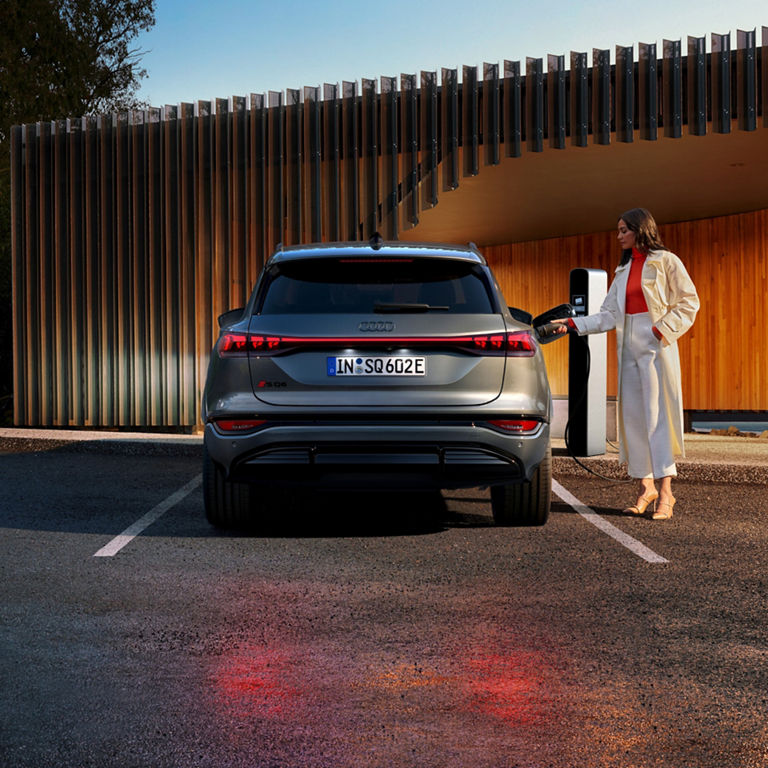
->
[625, 248, 649, 314]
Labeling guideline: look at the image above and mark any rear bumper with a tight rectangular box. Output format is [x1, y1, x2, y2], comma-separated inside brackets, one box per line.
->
[205, 421, 550, 490]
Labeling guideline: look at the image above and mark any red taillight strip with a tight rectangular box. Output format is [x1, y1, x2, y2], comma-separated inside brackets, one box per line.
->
[219, 331, 536, 357]
[486, 419, 542, 434]
[218, 333, 249, 354]
[276, 335, 477, 346]
[213, 419, 267, 433]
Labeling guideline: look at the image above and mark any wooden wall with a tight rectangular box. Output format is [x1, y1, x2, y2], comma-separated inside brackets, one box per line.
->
[484, 209, 768, 411]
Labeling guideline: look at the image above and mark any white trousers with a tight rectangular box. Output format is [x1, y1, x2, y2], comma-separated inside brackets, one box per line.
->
[620, 312, 677, 479]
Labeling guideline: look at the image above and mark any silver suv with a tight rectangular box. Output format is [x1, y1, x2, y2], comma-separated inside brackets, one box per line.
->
[202, 238, 564, 529]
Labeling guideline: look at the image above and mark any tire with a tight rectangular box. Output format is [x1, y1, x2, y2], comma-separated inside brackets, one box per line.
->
[203, 445, 253, 529]
[491, 444, 551, 526]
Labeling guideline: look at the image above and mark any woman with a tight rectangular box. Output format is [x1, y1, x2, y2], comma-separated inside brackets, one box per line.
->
[553, 208, 699, 520]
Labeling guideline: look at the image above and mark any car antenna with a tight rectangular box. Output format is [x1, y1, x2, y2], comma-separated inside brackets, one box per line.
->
[369, 232, 384, 251]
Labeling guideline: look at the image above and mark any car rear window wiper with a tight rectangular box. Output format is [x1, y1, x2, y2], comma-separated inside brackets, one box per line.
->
[373, 302, 450, 313]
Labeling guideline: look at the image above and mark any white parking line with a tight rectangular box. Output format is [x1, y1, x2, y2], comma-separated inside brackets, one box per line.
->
[93, 474, 202, 557]
[552, 479, 669, 564]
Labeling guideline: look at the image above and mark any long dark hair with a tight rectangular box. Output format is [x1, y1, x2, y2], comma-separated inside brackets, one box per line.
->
[618, 208, 665, 265]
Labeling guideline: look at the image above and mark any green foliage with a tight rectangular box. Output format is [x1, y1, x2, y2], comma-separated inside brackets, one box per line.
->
[0, 0, 156, 424]
[0, 0, 155, 137]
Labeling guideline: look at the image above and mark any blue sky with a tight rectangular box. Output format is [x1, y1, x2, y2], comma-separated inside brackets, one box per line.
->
[135, 0, 767, 108]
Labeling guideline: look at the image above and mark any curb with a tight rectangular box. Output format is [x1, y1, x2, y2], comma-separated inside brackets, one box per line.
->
[552, 456, 768, 485]
[0, 429, 203, 458]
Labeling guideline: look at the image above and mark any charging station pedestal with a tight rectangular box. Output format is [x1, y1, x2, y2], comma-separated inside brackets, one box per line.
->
[568, 268, 608, 456]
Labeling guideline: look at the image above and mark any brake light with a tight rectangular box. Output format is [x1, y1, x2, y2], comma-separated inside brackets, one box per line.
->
[218, 333, 282, 356]
[460, 331, 535, 356]
[487, 419, 541, 434]
[218, 331, 536, 357]
[504, 331, 537, 357]
[249, 335, 282, 352]
[213, 419, 267, 433]
[218, 333, 249, 355]
[471, 334, 505, 351]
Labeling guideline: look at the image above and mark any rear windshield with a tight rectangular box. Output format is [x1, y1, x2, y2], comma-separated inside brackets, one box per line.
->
[257, 258, 495, 314]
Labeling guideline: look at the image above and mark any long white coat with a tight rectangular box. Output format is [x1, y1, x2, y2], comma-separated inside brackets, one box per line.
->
[572, 249, 700, 462]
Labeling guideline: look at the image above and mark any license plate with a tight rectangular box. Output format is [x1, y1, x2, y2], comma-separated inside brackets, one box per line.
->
[327, 356, 426, 376]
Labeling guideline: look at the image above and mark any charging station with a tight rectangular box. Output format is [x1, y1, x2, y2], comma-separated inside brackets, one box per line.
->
[568, 268, 608, 456]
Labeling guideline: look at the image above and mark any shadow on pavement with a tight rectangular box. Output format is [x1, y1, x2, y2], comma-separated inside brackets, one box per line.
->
[218, 488, 498, 538]
[1, 441, 498, 539]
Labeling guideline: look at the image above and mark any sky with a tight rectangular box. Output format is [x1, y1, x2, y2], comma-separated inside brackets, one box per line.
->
[135, 0, 767, 108]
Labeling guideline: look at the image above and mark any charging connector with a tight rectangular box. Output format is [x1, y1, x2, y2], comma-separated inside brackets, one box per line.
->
[534, 322, 568, 342]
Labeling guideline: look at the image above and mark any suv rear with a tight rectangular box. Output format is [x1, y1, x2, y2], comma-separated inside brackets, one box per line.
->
[202, 239, 554, 528]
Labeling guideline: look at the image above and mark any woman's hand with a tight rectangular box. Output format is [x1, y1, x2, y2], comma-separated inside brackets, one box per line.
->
[549, 318, 572, 334]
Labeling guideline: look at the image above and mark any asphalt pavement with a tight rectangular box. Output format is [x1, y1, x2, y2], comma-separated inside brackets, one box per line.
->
[1, 426, 767, 767]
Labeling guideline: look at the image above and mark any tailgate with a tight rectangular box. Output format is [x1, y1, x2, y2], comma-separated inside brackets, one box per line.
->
[247, 315, 513, 407]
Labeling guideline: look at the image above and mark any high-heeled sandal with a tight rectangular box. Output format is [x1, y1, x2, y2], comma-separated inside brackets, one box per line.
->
[652, 498, 676, 520]
[623, 492, 658, 516]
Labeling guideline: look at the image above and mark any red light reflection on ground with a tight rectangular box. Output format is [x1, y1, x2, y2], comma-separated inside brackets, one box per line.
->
[466, 650, 547, 725]
[368, 663, 454, 693]
[209, 641, 550, 731]
[210, 644, 305, 720]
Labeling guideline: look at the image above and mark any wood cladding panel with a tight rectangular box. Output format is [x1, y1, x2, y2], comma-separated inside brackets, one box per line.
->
[484, 210, 768, 411]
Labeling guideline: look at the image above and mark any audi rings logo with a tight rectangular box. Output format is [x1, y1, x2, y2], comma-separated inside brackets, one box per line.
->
[359, 321, 395, 332]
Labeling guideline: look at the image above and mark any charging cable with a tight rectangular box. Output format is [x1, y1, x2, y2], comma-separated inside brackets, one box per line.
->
[534, 318, 629, 483]
[561, 331, 631, 484]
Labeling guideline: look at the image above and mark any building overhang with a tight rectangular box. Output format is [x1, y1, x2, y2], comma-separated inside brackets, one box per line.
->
[411, 126, 768, 245]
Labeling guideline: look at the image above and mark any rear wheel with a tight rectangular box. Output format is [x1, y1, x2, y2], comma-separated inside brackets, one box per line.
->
[491, 444, 551, 526]
[203, 445, 253, 529]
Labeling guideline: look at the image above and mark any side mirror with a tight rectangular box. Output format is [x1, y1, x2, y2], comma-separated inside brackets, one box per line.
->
[507, 306, 533, 325]
[217, 308, 245, 329]
[531, 303, 576, 345]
